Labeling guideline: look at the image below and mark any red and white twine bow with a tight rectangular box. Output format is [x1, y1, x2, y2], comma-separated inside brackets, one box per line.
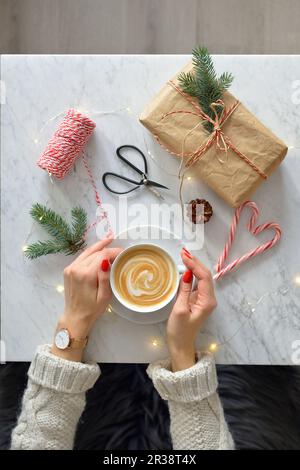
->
[157, 80, 268, 180]
[213, 201, 282, 281]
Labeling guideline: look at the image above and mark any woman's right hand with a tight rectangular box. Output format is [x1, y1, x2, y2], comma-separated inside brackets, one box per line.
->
[52, 234, 122, 361]
[167, 248, 217, 372]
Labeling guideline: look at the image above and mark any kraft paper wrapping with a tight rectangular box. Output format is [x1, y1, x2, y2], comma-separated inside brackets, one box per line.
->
[139, 63, 288, 207]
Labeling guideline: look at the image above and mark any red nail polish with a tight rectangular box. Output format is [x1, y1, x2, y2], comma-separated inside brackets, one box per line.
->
[101, 259, 110, 272]
[182, 248, 193, 259]
[182, 270, 193, 283]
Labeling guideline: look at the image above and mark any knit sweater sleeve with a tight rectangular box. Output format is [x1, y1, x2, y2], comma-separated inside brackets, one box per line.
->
[11, 345, 100, 450]
[147, 352, 234, 450]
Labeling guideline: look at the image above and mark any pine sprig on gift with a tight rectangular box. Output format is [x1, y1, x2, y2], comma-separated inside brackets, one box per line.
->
[25, 204, 88, 259]
[178, 47, 234, 132]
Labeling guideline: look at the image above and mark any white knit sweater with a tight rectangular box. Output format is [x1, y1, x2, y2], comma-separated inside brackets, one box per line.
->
[11, 345, 234, 450]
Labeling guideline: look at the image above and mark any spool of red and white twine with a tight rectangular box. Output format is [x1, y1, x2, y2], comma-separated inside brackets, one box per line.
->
[37, 108, 111, 236]
[213, 201, 282, 281]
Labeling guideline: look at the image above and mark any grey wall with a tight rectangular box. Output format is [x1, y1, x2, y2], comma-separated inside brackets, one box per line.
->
[1, 0, 300, 54]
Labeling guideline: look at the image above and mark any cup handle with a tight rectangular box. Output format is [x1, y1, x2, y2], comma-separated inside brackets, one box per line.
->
[177, 264, 186, 274]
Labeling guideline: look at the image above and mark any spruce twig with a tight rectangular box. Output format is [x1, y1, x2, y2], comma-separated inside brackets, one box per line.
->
[178, 47, 234, 132]
[71, 207, 88, 242]
[25, 240, 67, 260]
[25, 204, 88, 259]
[30, 203, 72, 244]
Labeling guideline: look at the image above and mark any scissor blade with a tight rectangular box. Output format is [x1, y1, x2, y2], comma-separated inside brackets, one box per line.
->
[147, 179, 169, 190]
[147, 186, 165, 201]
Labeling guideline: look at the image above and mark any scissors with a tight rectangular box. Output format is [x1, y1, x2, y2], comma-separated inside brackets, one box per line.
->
[102, 145, 169, 200]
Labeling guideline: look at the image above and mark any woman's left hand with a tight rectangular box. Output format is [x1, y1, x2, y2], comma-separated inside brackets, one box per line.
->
[52, 234, 122, 361]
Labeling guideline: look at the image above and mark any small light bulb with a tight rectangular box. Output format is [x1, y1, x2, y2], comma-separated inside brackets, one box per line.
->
[150, 338, 160, 348]
[187, 176, 192, 181]
[209, 343, 218, 352]
[251, 307, 256, 313]
[293, 275, 300, 286]
[22, 245, 28, 252]
[56, 285, 64, 293]
[76, 108, 89, 115]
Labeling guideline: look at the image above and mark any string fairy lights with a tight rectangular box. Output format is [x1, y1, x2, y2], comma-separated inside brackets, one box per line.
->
[21, 263, 298, 350]
[149, 337, 164, 349]
[293, 275, 300, 286]
[56, 285, 64, 294]
[288, 145, 300, 150]
[21, 105, 300, 353]
[21, 108, 139, 314]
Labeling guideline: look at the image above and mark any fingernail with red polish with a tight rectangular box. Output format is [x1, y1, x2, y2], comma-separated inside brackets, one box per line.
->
[101, 259, 110, 272]
[182, 248, 193, 259]
[182, 270, 193, 283]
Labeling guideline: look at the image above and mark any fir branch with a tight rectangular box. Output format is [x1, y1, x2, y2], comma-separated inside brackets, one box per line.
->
[71, 206, 88, 242]
[219, 71, 234, 90]
[25, 240, 67, 260]
[30, 203, 73, 244]
[25, 204, 88, 259]
[178, 46, 234, 132]
[177, 72, 199, 97]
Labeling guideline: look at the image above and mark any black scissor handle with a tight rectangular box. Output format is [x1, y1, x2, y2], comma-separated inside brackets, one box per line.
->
[116, 145, 148, 176]
[102, 172, 142, 194]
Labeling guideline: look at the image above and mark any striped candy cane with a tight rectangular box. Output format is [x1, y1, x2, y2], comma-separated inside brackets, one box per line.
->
[213, 201, 282, 281]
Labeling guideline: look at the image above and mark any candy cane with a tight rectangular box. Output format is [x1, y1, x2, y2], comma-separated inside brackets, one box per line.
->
[213, 201, 282, 281]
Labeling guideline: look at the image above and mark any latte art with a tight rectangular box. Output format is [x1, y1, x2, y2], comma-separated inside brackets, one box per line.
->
[114, 247, 177, 308]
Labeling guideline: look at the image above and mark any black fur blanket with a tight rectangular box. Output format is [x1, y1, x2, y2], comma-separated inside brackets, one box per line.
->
[0, 363, 300, 450]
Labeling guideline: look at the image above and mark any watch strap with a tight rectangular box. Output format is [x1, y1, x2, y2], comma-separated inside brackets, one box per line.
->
[54, 326, 88, 350]
[69, 336, 89, 349]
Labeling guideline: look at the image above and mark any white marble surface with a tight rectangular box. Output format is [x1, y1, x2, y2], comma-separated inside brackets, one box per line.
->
[1, 55, 300, 364]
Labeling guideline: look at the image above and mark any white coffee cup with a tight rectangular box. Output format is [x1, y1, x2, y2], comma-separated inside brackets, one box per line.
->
[110, 243, 185, 313]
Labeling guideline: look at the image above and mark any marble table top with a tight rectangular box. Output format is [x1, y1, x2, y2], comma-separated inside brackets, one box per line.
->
[1, 55, 300, 364]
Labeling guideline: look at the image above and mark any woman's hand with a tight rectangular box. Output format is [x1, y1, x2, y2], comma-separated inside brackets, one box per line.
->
[51, 234, 122, 361]
[167, 248, 217, 372]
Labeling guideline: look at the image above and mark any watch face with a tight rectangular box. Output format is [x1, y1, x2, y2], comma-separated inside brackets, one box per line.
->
[55, 329, 70, 350]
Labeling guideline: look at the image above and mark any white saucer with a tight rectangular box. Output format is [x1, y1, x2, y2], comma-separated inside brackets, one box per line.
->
[109, 225, 184, 324]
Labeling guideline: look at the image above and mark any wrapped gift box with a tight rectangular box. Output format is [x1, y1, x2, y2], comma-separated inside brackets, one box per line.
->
[140, 63, 288, 207]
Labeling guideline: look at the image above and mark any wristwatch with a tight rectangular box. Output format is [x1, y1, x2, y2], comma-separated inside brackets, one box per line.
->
[54, 328, 88, 350]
